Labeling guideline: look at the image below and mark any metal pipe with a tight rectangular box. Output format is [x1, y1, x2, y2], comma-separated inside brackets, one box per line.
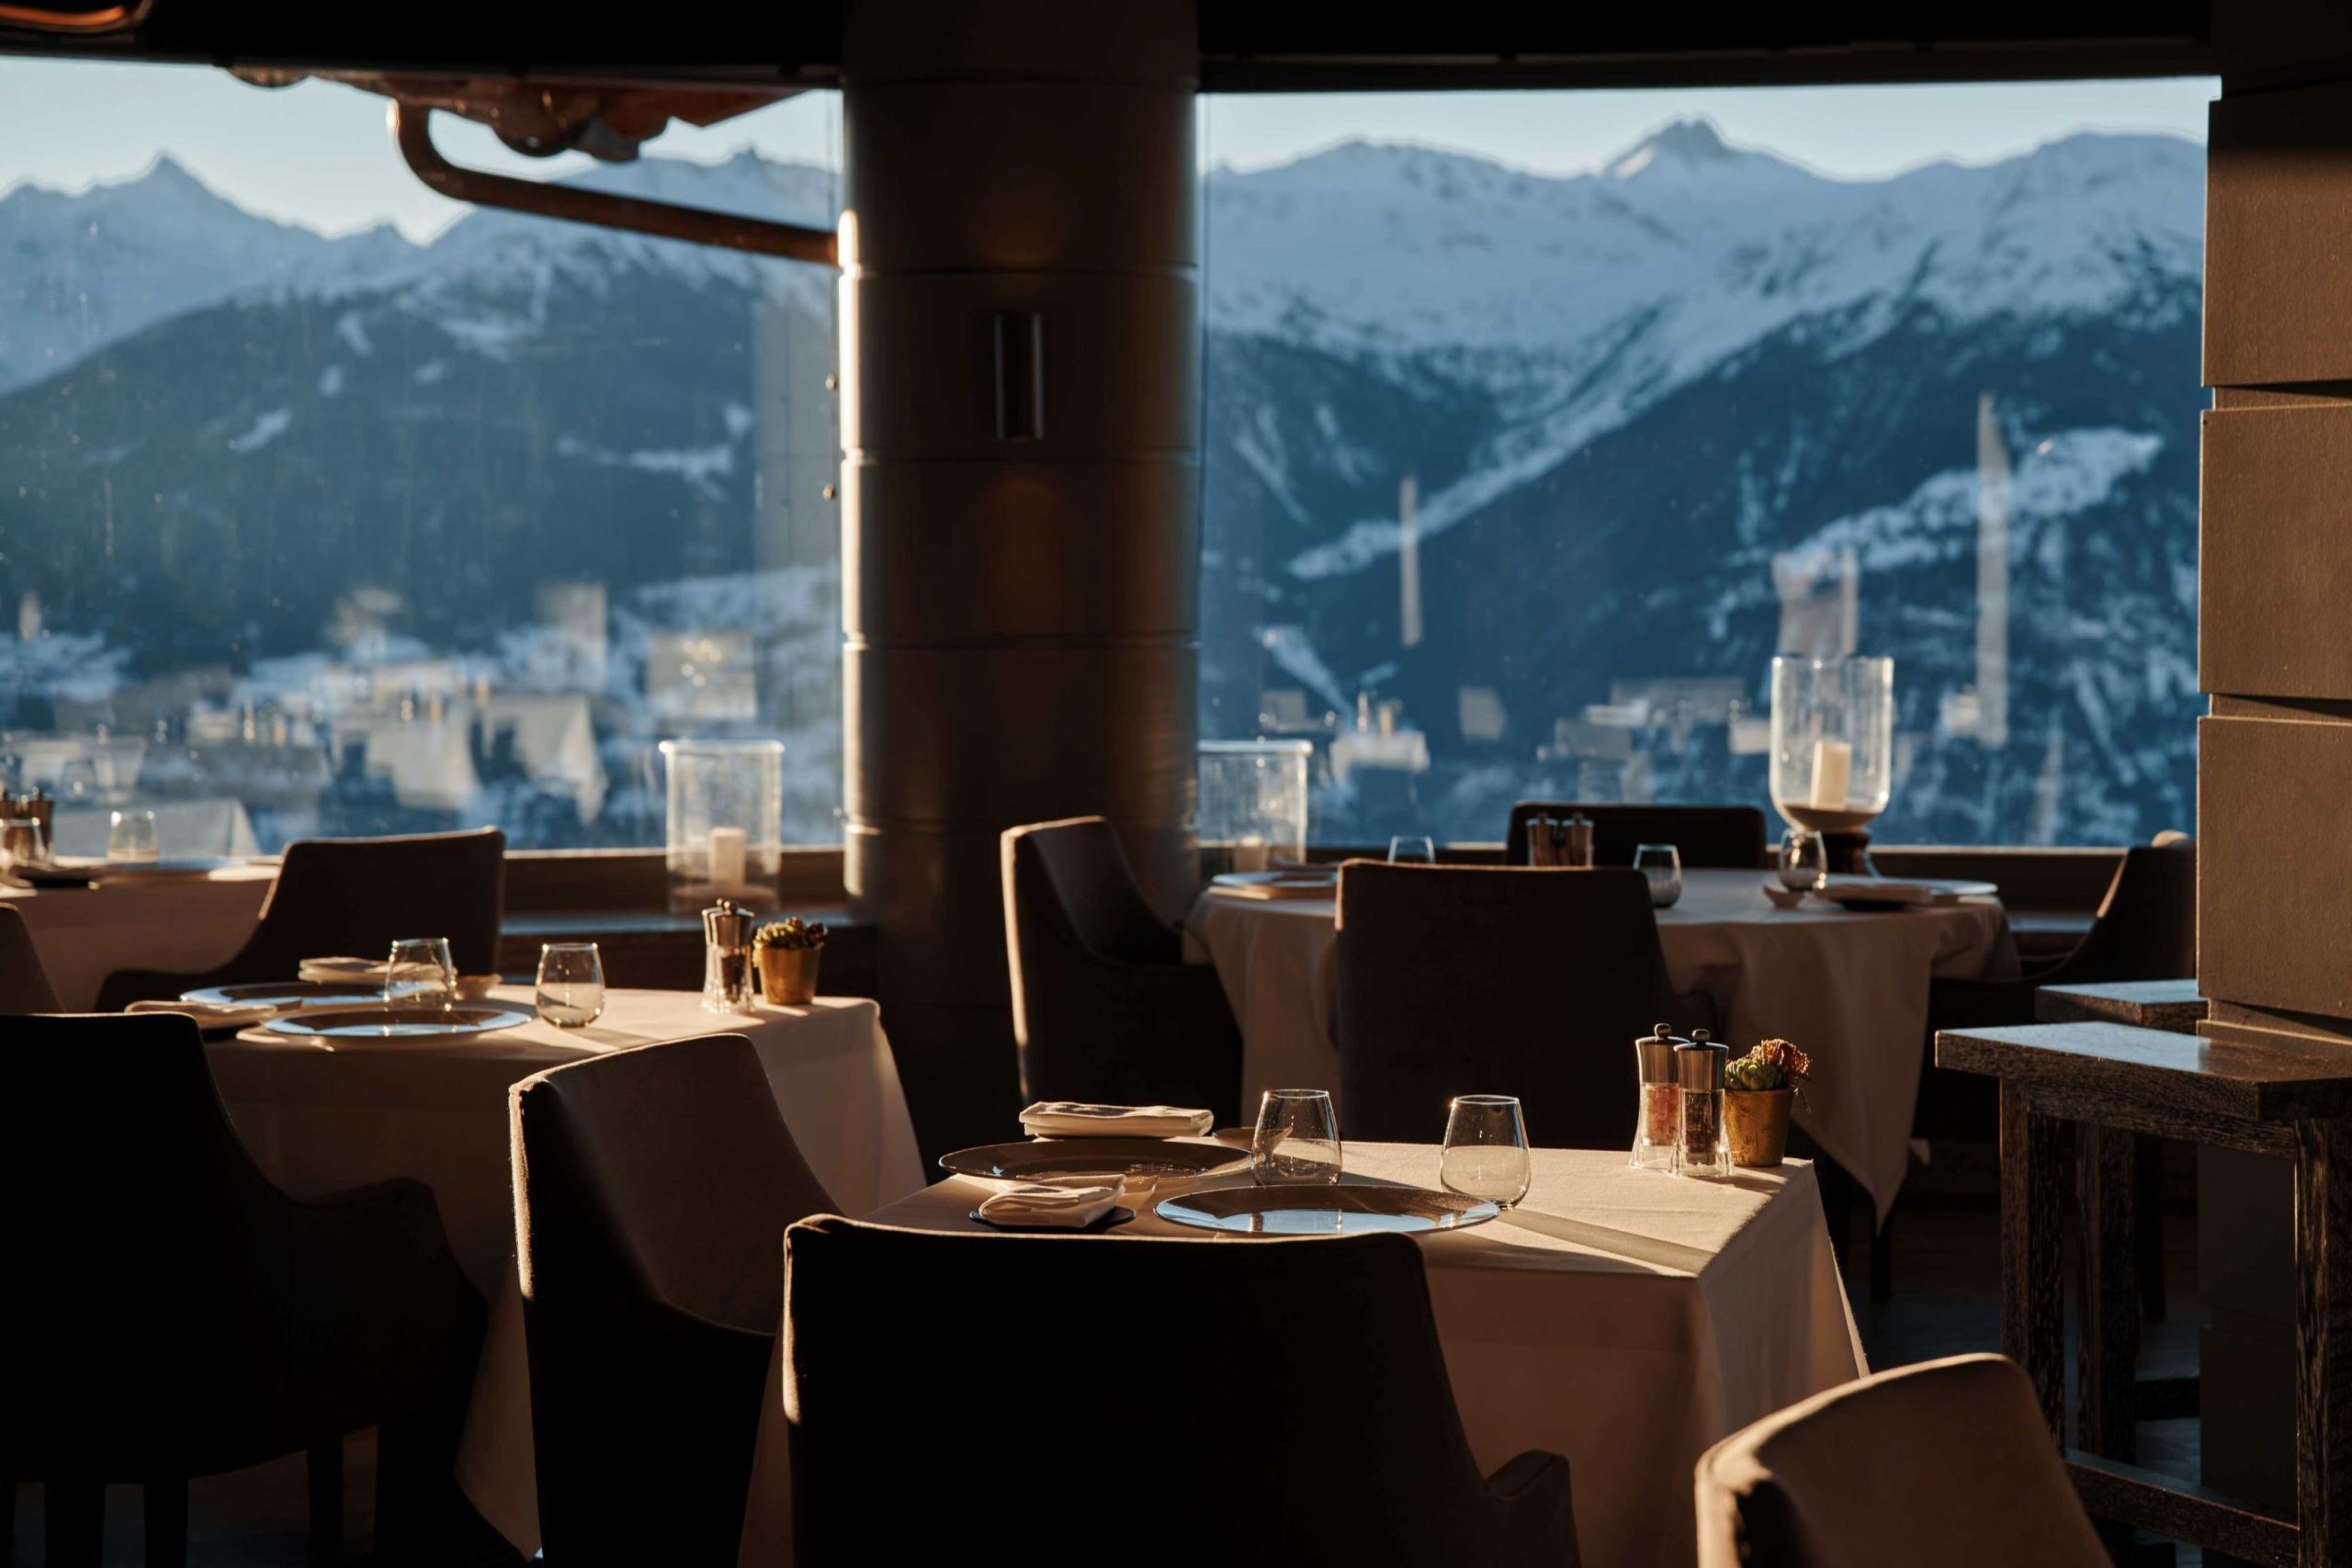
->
[390, 101, 838, 266]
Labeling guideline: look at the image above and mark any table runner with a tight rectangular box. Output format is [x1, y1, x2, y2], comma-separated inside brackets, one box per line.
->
[738, 1143, 1865, 1568]
[1185, 867, 2013, 1222]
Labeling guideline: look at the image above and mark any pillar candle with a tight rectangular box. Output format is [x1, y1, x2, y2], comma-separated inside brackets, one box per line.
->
[1808, 739, 1852, 812]
[709, 825, 748, 891]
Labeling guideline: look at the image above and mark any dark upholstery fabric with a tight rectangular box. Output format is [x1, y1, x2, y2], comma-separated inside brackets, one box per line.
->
[0, 1013, 481, 1556]
[1337, 862, 1683, 1147]
[513, 1034, 837, 1568]
[1917, 841, 2196, 1140]
[95, 828, 505, 1010]
[785, 1218, 1581, 1567]
[1504, 801, 1770, 870]
[1001, 816, 1242, 1123]
[0, 905, 59, 1012]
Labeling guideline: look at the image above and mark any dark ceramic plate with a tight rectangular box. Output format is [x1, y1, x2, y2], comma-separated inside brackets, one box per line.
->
[181, 979, 428, 1010]
[939, 1137, 1250, 1182]
[258, 1004, 532, 1043]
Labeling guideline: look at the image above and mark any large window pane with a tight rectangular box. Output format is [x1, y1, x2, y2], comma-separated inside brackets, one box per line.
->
[1199, 85, 2212, 846]
[0, 65, 842, 855]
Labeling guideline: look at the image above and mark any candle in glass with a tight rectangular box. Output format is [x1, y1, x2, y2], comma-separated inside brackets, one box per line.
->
[1807, 739, 1852, 811]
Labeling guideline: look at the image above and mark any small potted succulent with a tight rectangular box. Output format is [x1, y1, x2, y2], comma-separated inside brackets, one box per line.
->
[752, 917, 828, 1006]
[1723, 1038, 1812, 1168]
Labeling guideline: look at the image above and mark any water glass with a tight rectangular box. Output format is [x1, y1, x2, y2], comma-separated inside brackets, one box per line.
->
[1387, 835, 1436, 864]
[387, 936, 458, 1012]
[1441, 1094, 1532, 1208]
[1, 818, 45, 870]
[1634, 843, 1683, 908]
[107, 807, 159, 863]
[1778, 828, 1828, 891]
[536, 942, 606, 1028]
[1251, 1089, 1342, 1185]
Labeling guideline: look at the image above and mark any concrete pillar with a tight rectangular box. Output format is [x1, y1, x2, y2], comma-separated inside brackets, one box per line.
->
[840, 0, 1201, 1156]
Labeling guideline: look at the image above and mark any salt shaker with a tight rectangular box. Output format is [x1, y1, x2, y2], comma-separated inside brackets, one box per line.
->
[1631, 1022, 1683, 1171]
[700, 898, 756, 1012]
[1565, 813, 1594, 869]
[1673, 1029, 1731, 1179]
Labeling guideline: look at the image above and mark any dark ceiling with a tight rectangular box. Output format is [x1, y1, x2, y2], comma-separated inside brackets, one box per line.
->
[0, 1, 2230, 89]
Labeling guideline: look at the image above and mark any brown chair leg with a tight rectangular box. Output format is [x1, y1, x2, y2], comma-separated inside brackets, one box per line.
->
[142, 1476, 187, 1568]
[45, 1479, 103, 1568]
[307, 1438, 344, 1561]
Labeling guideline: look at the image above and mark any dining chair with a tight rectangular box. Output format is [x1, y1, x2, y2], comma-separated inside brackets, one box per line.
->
[1001, 816, 1243, 1124]
[94, 826, 506, 1009]
[784, 1218, 1582, 1565]
[0, 1011, 482, 1568]
[1503, 801, 1770, 870]
[1337, 861, 1698, 1146]
[1897, 839, 2196, 1304]
[1694, 1352, 2108, 1567]
[0, 904, 60, 1011]
[512, 1032, 837, 1568]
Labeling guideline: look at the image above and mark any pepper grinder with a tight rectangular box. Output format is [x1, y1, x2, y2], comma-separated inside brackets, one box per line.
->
[1631, 1022, 1683, 1171]
[1564, 813, 1594, 869]
[1673, 1028, 1732, 1179]
[700, 898, 755, 1012]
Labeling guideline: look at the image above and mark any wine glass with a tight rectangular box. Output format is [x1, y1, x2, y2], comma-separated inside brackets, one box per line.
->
[536, 942, 605, 1028]
[387, 936, 457, 1013]
[1441, 1095, 1532, 1208]
[1634, 843, 1683, 908]
[1387, 835, 1436, 864]
[1250, 1089, 1341, 1185]
[107, 807, 159, 863]
[1778, 828, 1827, 892]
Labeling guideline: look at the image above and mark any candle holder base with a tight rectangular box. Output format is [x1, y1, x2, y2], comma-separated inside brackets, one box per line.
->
[1821, 829, 1878, 877]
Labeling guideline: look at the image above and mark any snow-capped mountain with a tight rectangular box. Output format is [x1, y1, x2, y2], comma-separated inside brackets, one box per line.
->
[0, 123, 2203, 847]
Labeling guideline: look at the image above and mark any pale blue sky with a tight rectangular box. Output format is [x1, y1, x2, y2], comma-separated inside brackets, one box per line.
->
[0, 57, 2216, 240]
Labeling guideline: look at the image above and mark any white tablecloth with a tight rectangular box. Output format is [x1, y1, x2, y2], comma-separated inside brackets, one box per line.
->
[204, 986, 927, 1557]
[737, 1144, 1864, 1568]
[3, 864, 275, 1009]
[1185, 868, 2014, 1223]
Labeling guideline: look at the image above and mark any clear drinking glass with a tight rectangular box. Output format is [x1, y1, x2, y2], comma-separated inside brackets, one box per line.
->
[536, 942, 606, 1028]
[387, 936, 458, 1012]
[1, 818, 45, 870]
[1778, 828, 1827, 892]
[1251, 1089, 1342, 1185]
[107, 807, 159, 863]
[1635, 843, 1683, 908]
[1387, 835, 1436, 864]
[1441, 1095, 1532, 1208]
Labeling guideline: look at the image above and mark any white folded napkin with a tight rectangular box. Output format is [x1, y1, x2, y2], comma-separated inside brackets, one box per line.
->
[1019, 1102, 1215, 1139]
[299, 956, 390, 984]
[976, 1181, 1120, 1228]
[125, 998, 278, 1028]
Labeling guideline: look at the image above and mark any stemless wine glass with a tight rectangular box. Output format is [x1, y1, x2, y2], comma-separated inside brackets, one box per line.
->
[536, 942, 606, 1028]
[107, 807, 159, 863]
[1251, 1089, 1341, 1185]
[1778, 828, 1828, 892]
[1387, 835, 1436, 864]
[1441, 1095, 1532, 1209]
[1634, 843, 1684, 908]
[387, 936, 458, 1013]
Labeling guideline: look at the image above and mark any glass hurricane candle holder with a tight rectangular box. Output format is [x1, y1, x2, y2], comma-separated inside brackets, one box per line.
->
[662, 739, 784, 914]
[1198, 739, 1312, 875]
[1770, 656, 1894, 870]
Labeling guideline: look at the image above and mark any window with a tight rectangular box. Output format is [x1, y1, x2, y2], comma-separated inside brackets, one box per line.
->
[1198, 83, 2213, 846]
[0, 63, 842, 857]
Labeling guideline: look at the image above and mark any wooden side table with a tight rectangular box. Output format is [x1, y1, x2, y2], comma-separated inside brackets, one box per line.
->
[1937, 1018, 2352, 1568]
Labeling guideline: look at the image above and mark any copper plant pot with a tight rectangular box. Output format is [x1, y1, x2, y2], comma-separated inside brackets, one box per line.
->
[756, 945, 822, 1007]
[1724, 1088, 1792, 1168]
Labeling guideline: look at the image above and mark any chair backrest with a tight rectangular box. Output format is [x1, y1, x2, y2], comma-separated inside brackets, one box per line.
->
[513, 1033, 835, 1566]
[2055, 840, 2195, 983]
[1, 1013, 289, 1440]
[1337, 862, 1679, 1145]
[0, 905, 60, 1011]
[1695, 1353, 2109, 1568]
[785, 1219, 1515, 1562]
[243, 827, 507, 978]
[1002, 816, 1178, 973]
[1504, 802, 1770, 871]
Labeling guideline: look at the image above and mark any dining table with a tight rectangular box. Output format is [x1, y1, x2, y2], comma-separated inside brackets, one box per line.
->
[735, 1143, 1866, 1568]
[1185, 866, 2017, 1224]
[198, 984, 928, 1558]
[3, 861, 275, 1008]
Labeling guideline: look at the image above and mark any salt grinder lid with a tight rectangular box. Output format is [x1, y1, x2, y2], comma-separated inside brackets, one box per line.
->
[1635, 1022, 1684, 1083]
